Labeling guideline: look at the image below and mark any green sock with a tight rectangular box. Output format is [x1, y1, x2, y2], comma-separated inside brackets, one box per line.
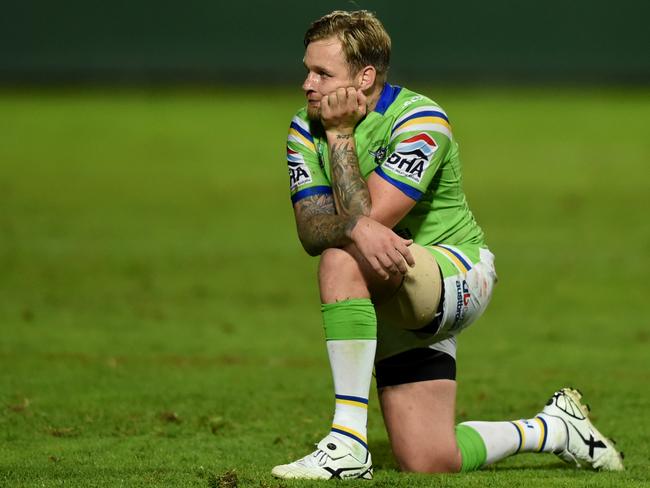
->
[321, 298, 376, 456]
[322, 298, 377, 340]
[456, 424, 487, 472]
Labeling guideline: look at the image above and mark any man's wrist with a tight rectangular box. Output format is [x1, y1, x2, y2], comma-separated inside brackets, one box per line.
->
[325, 129, 355, 141]
[344, 215, 362, 240]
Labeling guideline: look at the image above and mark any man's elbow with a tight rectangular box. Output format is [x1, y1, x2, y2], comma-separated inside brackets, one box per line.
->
[298, 236, 322, 257]
[303, 244, 321, 257]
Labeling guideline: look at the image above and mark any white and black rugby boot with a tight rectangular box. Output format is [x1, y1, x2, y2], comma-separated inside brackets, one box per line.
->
[272, 434, 373, 480]
[541, 387, 624, 471]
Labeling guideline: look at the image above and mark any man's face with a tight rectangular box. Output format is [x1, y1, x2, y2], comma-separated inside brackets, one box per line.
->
[302, 37, 357, 121]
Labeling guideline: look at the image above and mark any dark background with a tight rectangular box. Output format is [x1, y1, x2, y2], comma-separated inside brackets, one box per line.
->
[1, 0, 648, 85]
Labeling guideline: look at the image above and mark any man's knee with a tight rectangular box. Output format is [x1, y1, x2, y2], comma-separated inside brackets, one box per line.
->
[318, 248, 368, 302]
[318, 246, 403, 303]
[397, 447, 461, 474]
[392, 432, 461, 474]
[318, 248, 361, 282]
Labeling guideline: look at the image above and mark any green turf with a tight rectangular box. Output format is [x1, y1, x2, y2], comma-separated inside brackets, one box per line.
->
[1, 87, 648, 487]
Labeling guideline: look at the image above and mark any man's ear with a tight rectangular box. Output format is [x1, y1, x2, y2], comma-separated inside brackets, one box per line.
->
[358, 66, 377, 91]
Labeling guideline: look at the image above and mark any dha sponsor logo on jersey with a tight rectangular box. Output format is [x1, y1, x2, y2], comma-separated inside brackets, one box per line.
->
[384, 133, 437, 183]
[287, 148, 312, 191]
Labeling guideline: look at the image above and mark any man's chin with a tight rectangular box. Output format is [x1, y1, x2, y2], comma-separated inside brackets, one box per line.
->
[306, 106, 320, 122]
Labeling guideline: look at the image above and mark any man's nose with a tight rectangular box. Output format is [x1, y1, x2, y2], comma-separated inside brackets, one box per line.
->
[302, 72, 317, 92]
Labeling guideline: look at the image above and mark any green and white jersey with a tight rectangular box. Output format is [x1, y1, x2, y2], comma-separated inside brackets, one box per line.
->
[286, 83, 485, 248]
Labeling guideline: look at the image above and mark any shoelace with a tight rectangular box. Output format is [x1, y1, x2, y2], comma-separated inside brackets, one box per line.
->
[295, 449, 330, 468]
[313, 449, 329, 466]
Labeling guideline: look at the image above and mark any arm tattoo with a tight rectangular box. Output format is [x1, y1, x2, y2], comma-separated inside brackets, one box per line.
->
[294, 193, 358, 256]
[292, 134, 371, 256]
[329, 134, 371, 217]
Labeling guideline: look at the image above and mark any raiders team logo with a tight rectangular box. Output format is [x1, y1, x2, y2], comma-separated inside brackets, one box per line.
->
[369, 145, 387, 164]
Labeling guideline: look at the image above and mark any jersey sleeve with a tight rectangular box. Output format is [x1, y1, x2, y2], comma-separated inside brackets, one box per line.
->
[286, 114, 332, 204]
[374, 105, 452, 200]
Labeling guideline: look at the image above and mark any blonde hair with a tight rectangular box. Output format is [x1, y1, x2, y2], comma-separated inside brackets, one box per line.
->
[304, 10, 391, 81]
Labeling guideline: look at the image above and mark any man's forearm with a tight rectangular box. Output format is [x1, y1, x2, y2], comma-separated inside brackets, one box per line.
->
[295, 133, 371, 256]
[294, 193, 359, 256]
[328, 132, 371, 217]
[299, 215, 359, 256]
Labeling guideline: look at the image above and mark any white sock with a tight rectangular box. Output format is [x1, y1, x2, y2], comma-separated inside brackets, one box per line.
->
[326, 339, 376, 458]
[461, 414, 567, 465]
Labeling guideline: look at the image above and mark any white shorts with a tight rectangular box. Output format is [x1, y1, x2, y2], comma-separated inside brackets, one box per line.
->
[375, 246, 497, 362]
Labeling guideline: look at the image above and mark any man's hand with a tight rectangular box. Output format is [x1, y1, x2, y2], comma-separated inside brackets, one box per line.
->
[321, 87, 367, 133]
[348, 216, 415, 280]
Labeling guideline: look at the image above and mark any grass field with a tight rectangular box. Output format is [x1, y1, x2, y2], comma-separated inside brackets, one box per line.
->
[1, 87, 649, 487]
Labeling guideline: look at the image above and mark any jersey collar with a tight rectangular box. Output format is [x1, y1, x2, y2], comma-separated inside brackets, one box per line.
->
[373, 82, 402, 115]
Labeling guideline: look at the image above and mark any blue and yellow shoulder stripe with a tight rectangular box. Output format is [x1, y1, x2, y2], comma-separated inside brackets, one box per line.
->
[390, 105, 452, 142]
[287, 115, 316, 152]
